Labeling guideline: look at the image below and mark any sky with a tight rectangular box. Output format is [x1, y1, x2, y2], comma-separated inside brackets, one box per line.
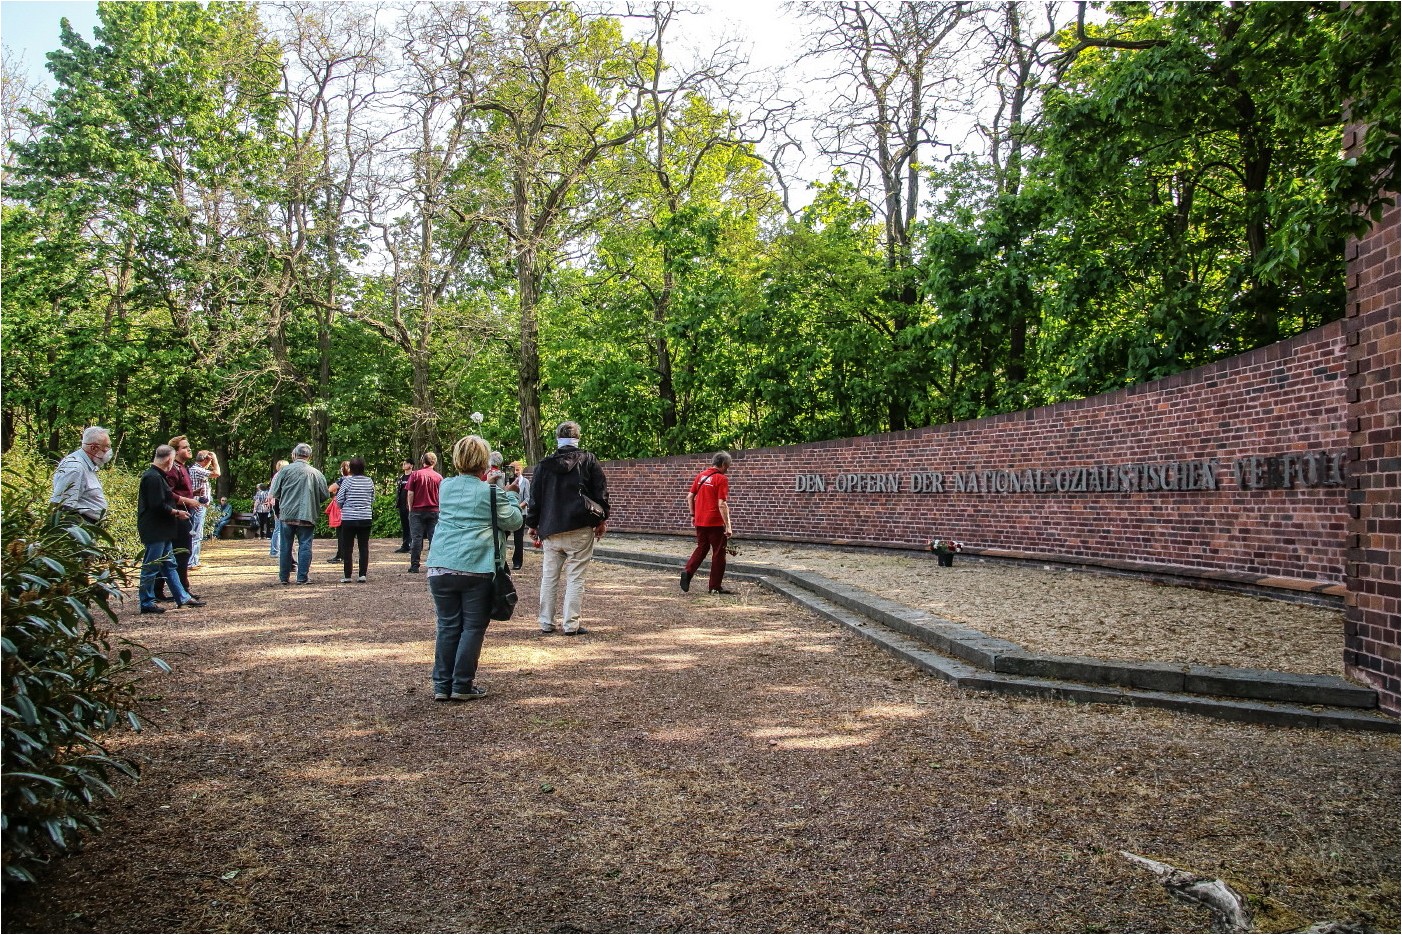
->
[2, 1, 803, 89]
[1, 0, 827, 199]
[1, 0, 101, 86]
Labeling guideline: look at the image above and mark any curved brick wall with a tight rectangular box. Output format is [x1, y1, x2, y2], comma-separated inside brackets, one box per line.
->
[601, 319, 1350, 585]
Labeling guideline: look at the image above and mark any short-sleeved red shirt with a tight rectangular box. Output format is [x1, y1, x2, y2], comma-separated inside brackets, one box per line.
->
[689, 469, 728, 527]
[406, 467, 442, 512]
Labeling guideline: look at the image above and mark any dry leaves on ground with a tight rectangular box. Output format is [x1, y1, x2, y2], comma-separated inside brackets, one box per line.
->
[5, 537, 1396, 934]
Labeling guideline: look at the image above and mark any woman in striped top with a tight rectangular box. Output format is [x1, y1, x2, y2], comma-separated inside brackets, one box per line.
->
[334, 458, 376, 582]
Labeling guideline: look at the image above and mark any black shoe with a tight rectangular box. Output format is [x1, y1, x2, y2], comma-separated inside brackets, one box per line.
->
[178, 598, 206, 608]
[450, 685, 488, 701]
[393, 547, 410, 553]
[512, 563, 522, 571]
[561, 627, 588, 636]
[680, 570, 693, 592]
[139, 605, 165, 615]
[326, 556, 341, 563]
[185, 592, 202, 601]
[708, 587, 734, 595]
[154, 595, 175, 604]
[406, 566, 420, 574]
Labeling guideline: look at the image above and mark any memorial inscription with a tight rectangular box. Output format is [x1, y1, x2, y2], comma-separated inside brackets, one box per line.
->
[792, 450, 1346, 496]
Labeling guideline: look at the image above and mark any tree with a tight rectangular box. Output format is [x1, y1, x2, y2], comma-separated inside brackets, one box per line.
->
[1035, 1, 1380, 395]
[7, 2, 282, 462]
[795, 0, 974, 431]
[451, 2, 668, 464]
[252, 1, 393, 468]
[577, 8, 777, 454]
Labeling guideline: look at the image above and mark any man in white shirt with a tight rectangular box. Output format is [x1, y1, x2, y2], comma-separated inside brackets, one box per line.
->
[50, 426, 112, 524]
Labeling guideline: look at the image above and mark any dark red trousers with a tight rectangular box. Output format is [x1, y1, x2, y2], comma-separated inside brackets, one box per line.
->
[685, 526, 728, 590]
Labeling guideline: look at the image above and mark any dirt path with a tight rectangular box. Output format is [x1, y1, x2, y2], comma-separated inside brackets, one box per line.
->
[7, 538, 1398, 933]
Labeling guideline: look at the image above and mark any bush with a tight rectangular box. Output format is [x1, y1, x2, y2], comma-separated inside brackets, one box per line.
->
[314, 493, 402, 540]
[1, 452, 168, 885]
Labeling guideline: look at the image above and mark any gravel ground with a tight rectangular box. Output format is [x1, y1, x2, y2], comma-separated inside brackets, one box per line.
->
[610, 534, 1349, 677]
[6, 536, 1396, 934]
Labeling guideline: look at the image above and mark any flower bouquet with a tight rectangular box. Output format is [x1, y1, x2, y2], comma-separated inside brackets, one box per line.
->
[927, 538, 964, 567]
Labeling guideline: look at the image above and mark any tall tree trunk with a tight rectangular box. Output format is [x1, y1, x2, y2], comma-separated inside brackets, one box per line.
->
[517, 247, 544, 465]
[410, 347, 437, 461]
[313, 305, 332, 467]
[656, 264, 678, 441]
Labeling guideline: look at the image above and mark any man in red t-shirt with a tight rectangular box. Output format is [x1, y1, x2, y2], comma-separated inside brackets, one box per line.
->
[681, 451, 733, 594]
[405, 451, 443, 573]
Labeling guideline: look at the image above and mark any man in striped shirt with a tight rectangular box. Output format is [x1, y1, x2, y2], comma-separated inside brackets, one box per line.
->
[187, 450, 219, 566]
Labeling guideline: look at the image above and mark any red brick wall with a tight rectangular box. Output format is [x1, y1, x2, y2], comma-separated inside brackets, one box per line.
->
[601, 319, 1351, 584]
[1343, 192, 1400, 715]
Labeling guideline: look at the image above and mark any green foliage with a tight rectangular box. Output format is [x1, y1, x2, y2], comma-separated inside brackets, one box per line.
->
[3, 1, 1392, 473]
[1032, 1, 1373, 395]
[1, 453, 168, 884]
[312, 494, 401, 541]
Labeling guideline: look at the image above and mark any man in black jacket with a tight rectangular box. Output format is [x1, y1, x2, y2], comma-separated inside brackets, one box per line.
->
[524, 420, 609, 636]
[137, 445, 204, 613]
[394, 460, 413, 552]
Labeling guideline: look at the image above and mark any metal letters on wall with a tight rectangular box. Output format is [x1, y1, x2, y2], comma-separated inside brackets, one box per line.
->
[792, 450, 1347, 496]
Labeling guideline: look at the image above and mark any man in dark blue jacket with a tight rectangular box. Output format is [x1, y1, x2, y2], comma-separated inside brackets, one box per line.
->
[524, 421, 609, 636]
[137, 445, 204, 613]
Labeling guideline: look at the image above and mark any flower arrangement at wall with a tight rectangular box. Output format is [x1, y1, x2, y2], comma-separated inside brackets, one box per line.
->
[927, 538, 964, 567]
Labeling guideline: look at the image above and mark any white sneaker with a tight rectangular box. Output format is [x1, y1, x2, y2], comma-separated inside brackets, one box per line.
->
[341, 576, 352, 583]
[357, 575, 367, 583]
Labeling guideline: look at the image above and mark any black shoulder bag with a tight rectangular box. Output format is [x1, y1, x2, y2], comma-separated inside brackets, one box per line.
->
[575, 456, 606, 524]
[489, 486, 518, 621]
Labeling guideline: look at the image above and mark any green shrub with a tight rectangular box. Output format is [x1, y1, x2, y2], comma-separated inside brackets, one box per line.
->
[314, 493, 401, 540]
[1, 453, 168, 884]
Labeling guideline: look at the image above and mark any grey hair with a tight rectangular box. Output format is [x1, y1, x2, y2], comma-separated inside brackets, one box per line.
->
[556, 420, 581, 440]
[489, 451, 504, 467]
[82, 426, 110, 445]
[153, 444, 175, 459]
[712, 451, 733, 468]
[292, 442, 313, 459]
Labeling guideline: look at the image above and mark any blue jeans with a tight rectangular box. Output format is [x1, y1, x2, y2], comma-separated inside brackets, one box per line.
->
[139, 541, 191, 608]
[269, 519, 283, 555]
[188, 507, 206, 564]
[278, 523, 315, 583]
[429, 574, 493, 694]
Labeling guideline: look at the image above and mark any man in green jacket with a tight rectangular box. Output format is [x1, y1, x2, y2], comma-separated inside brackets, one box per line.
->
[269, 442, 329, 585]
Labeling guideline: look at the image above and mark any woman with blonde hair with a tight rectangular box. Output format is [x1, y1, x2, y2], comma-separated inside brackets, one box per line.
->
[425, 434, 522, 702]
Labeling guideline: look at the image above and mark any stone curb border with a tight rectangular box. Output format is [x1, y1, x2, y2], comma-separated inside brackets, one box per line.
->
[593, 548, 1396, 733]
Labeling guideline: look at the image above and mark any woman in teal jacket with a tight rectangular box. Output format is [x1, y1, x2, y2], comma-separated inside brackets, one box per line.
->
[425, 434, 522, 701]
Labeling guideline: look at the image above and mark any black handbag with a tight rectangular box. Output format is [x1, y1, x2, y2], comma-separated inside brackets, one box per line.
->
[578, 485, 606, 523]
[575, 456, 606, 524]
[489, 486, 518, 621]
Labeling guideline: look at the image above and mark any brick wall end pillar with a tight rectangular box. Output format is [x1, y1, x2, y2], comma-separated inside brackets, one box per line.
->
[1344, 186, 1401, 715]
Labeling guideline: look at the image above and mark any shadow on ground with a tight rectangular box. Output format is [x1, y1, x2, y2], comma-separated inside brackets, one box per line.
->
[6, 538, 1399, 933]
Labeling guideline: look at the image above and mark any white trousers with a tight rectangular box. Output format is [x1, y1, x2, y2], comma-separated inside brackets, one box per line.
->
[538, 526, 596, 632]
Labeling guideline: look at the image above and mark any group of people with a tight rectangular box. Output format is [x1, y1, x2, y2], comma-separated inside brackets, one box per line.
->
[50, 427, 219, 613]
[49, 420, 739, 704]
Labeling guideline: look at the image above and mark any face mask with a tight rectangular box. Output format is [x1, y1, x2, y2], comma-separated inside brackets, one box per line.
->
[100, 449, 114, 465]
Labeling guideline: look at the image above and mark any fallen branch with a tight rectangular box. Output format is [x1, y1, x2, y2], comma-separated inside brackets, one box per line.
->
[1121, 851, 1253, 933]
